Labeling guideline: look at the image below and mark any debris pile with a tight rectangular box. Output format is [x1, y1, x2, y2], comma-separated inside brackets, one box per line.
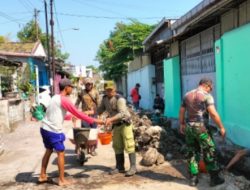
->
[129, 109, 183, 166]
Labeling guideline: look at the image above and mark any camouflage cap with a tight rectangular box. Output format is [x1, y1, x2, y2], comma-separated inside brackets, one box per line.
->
[104, 81, 116, 90]
[84, 77, 94, 84]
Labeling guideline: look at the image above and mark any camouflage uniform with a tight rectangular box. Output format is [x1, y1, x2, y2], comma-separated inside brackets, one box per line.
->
[75, 88, 100, 155]
[97, 95, 135, 154]
[97, 94, 136, 176]
[182, 88, 219, 175]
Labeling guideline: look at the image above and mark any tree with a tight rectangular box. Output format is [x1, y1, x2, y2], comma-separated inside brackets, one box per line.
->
[0, 35, 11, 43]
[96, 20, 155, 80]
[17, 20, 69, 61]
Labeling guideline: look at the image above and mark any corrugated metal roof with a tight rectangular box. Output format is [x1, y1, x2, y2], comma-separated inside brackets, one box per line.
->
[171, 0, 218, 30]
[143, 18, 170, 45]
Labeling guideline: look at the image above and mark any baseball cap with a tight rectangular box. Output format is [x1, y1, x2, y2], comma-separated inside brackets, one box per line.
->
[104, 81, 116, 90]
[59, 78, 74, 89]
[84, 77, 94, 84]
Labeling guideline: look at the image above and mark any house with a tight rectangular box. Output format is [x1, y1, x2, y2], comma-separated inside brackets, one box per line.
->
[0, 41, 49, 90]
[160, 0, 250, 147]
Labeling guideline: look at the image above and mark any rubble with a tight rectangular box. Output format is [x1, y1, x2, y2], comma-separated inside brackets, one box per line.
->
[130, 108, 183, 166]
[129, 108, 250, 188]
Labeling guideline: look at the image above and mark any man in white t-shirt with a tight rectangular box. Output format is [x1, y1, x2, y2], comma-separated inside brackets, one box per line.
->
[38, 78, 104, 186]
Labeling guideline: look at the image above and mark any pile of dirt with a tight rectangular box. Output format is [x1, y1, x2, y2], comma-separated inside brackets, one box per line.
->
[129, 109, 184, 166]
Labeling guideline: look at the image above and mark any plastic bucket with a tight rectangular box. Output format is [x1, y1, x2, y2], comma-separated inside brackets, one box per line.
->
[199, 160, 207, 173]
[98, 132, 112, 145]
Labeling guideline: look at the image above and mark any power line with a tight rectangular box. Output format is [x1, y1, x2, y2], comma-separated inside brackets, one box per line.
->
[25, 0, 35, 9]
[71, 0, 182, 16]
[0, 11, 24, 25]
[18, 0, 33, 13]
[0, 17, 30, 25]
[39, 10, 165, 20]
[71, 0, 125, 17]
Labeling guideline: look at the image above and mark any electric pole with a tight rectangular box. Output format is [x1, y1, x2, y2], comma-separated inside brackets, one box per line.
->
[34, 9, 40, 41]
[50, 0, 56, 95]
[44, 0, 51, 91]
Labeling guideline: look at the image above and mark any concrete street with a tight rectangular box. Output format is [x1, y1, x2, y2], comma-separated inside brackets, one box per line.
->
[0, 120, 244, 190]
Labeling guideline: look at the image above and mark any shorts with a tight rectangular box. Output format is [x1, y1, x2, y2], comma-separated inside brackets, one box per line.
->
[40, 128, 66, 152]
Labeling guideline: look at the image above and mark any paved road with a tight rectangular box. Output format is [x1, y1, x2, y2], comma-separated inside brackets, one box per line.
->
[0, 120, 243, 190]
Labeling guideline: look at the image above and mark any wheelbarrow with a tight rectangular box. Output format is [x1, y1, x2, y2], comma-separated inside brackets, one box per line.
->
[73, 128, 90, 165]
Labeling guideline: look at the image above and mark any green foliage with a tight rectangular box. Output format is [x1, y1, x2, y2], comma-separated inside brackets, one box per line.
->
[17, 20, 69, 61]
[96, 20, 155, 80]
[17, 82, 34, 95]
[17, 20, 42, 42]
[17, 64, 35, 95]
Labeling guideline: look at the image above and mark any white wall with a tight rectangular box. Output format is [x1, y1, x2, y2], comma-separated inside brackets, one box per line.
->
[34, 43, 46, 57]
[127, 64, 156, 110]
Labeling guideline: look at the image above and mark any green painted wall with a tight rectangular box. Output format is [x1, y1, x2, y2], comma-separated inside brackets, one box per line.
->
[215, 23, 250, 147]
[163, 56, 181, 118]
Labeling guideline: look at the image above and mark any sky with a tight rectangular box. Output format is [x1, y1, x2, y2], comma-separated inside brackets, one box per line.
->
[0, 0, 202, 67]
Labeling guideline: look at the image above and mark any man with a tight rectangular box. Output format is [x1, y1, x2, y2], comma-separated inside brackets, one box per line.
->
[153, 94, 165, 113]
[179, 78, 226, 187]
[39, 78, 104, 186]
[74, 77, 100, 156]
[97, 81, 137, 177]
[130, 83, 141, 111]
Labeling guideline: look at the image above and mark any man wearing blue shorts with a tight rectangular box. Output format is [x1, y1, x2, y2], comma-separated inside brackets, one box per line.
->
[39, 78, 104, 186]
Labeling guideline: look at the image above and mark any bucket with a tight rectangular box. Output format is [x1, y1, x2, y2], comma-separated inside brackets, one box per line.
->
[98, 132, 112, 145]
[199, 160, 207, 173]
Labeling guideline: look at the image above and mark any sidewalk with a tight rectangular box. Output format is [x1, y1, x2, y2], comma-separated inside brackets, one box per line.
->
[0, 120, 246, 190]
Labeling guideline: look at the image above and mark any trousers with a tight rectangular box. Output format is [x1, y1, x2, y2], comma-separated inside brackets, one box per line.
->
[112, 124, 135, 154]
[185, 122, 220, 175]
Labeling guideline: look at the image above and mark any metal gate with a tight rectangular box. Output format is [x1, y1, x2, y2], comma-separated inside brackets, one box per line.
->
[180, 25, 220, 101]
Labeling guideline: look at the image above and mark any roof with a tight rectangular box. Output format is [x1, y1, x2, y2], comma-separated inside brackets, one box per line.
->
[171, 0, 236, 37]
[0, 56, 21, 67]
[143, 18, 170, 45]
[0, 41, 46, 58]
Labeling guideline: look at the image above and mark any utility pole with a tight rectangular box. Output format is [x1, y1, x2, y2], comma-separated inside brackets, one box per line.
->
[34, 8, 40, 41]
[50, 0, 56, 95]
[44, 0, 51, 90]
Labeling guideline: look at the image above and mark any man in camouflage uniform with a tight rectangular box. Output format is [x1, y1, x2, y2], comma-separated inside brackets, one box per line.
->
[74, 77, 100, 156]
[179, 78, 226, 187]
[97, 82, 136, 177]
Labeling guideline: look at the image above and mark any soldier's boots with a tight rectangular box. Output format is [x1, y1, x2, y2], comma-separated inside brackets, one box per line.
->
[210, 170, 225, 187]
[125, 153, 137, 177]
[109, 154, 125, 175]
[190, 175, 199, 186]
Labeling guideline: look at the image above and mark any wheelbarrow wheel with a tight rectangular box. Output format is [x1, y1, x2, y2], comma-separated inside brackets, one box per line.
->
[79, 150, 88, 165]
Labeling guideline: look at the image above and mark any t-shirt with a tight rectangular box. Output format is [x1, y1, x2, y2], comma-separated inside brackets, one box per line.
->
[181, 87, 214, 123]
[75, 89, 100, 111]
[130, 87, 140, 103]
[42, 95, 94, 133]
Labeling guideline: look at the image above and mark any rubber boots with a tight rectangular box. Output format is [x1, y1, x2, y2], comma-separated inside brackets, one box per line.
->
[125, 153, 137, 177]
[210, 170, 225, 187]
[109, 154, 125, 175]
[190, 175, 199, 186]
